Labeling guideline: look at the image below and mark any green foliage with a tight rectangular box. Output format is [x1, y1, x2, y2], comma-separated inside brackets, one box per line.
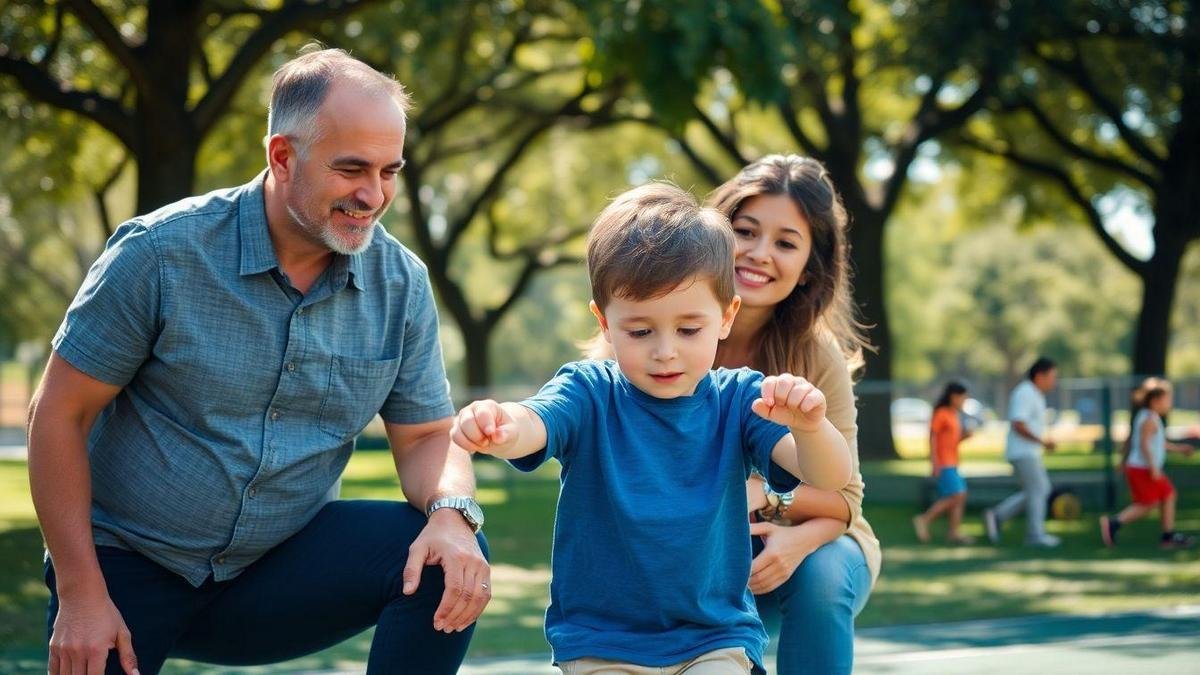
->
[887, 165, 1144, 382]
[583, 0, 785, 128]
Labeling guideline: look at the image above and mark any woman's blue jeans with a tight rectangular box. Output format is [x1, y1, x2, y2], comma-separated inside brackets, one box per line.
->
[45, 500, 486, 674]
[753, 535, 872, 675]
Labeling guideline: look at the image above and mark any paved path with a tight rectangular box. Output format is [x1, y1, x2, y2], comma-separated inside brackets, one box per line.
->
[458, 605, 1200, 674]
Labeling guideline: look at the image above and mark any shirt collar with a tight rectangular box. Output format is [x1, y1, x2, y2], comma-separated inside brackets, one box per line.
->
[238, 172, 279, 278]
[237, 171, 366, 291]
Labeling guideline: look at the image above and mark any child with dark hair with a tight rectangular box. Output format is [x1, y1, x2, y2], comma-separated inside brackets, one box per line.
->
[913, 382, 975, 544]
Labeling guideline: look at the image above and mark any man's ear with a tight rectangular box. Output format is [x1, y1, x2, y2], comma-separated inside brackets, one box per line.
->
[589, 300, 612, 342]
[266, 134, 298, 183]
[719, 295, 741, 339]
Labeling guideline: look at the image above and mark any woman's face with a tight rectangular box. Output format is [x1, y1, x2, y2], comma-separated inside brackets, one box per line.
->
[730, 194, 813, 311]
[951, 392, 968, 409]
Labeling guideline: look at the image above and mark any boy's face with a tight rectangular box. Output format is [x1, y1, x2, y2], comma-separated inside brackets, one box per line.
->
[591, 277, 740, 399]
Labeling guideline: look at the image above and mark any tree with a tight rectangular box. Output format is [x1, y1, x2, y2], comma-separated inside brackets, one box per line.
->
[0, 0, 388, 214]
[583, 0, 1029, 456]
[322, 0, 654, 392]
[0, 0, 645, 392]
[962, 0, 1200, 376]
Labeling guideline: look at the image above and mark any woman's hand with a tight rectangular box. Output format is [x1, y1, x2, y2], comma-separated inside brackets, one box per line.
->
[749, 522, 815, 595]
[748, 517, 845, 595]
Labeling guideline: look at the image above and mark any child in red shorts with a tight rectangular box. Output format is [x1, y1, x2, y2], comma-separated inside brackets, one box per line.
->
[1101, 383, 1195, 549]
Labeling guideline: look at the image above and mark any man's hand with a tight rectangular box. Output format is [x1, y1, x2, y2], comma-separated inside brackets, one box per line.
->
[451, 400, 520, 456]
[1043, 439, 1057, 453]
[49, 588, 139, 675]
[752, 374, 827, 432]
[401, 508, 491, 633]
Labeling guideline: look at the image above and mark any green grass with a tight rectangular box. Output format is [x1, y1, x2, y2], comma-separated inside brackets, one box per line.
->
[2, 452, 1198, 673]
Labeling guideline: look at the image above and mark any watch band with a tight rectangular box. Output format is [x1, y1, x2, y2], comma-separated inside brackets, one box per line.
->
[426, 496, 484, 533]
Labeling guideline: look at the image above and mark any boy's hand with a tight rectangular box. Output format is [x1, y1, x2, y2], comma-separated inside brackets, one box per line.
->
[752, 374, 827, 432]
[451, 400, 519, 455]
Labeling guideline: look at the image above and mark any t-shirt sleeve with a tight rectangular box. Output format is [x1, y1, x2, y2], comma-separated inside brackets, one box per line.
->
[736, 370, 792, 481]
[1009, 385, 1036, 425]
[509, 362, 594, 472]
[379, 269, 456, 424]
[51, 221, 161, 386]
[931, 408, 952, 434]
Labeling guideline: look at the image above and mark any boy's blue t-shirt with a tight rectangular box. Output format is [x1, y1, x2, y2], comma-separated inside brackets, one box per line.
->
[512, 360, 793, 667]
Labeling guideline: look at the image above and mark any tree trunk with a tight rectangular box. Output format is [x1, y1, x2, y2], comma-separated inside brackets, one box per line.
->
[461, 323, 492, 403]
[134, 135, 199, 214]
[845, 205, 897, 459]
[1131, 226, 1186, 377]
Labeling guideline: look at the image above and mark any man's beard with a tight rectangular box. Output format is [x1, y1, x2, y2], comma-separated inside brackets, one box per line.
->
[286, 186, 377, 256]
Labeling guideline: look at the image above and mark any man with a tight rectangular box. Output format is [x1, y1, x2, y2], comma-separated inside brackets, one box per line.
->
[27, 48, 489, 675]
[984, 357, 1060, 547]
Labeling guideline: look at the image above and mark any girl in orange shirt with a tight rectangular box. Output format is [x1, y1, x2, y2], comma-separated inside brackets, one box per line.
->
[914, 382, 974, 544]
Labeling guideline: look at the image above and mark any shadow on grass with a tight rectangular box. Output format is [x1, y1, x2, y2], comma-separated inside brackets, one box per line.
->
[3, 460, 1197, 672]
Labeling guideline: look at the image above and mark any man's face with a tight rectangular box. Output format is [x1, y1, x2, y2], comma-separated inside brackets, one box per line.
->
[285, 81, 406, 255]
[1035, 367, 1058, 393]
[592, 278, 740, 399]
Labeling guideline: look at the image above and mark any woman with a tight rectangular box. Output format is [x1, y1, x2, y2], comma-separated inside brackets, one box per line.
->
[913, 381, 974, 544]
[710, 155, 880, 674]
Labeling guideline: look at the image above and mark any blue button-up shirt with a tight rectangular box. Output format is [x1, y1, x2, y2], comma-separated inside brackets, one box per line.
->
[52, 174, 454, 586]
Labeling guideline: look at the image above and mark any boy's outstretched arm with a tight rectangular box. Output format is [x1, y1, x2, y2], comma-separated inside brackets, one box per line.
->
[451, 400, 547, 459]
[755, 374, 852, 491]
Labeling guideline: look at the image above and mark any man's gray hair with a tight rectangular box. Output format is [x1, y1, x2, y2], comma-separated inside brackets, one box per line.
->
[266, 46, 412, 153]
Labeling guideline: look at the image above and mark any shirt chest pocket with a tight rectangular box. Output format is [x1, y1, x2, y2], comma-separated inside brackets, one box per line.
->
[318, 355, 402, 440]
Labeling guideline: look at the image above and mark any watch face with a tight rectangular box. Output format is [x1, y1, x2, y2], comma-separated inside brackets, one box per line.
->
[465, 500, 484, 525]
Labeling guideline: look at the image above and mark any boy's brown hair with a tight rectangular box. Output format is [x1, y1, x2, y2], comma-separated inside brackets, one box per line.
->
[587, 182, 735, 311]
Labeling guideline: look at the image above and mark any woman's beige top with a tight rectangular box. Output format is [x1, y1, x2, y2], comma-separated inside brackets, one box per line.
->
[804, 336, 882, 586]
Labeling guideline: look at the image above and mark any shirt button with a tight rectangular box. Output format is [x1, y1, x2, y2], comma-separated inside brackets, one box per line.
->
[270, 409, 280, 421]
[216, 556, 226, 565]
[248, 486, 258, 498]
[295, 308, 305, 316]
[286, 362, 296, 372]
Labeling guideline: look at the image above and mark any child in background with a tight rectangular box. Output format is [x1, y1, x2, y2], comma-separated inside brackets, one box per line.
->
[913, 382, 975, 545]
[1101, 381, 1196, 549]
[450, 183, 852, 674]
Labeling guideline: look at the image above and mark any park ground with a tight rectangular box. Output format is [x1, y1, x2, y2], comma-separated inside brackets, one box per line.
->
[1, 440, 1197, 673]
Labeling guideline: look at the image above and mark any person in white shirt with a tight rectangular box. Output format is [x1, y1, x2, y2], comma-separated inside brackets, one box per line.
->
[984, 358, 1060, 547]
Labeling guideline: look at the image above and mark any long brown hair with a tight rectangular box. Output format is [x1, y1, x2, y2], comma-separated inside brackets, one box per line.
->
[707, 154, 871, 376]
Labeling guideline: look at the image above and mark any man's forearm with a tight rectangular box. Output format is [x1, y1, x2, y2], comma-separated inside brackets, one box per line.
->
[1011, 421, 1043, 445]
[27, 402, 106, 597]
[393, 431, 477, 511]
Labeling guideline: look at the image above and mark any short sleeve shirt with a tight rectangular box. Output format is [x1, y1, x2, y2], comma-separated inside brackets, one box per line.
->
[1128, 409, 1166, 470]
[510, 361, 790, 669]
[931, 407, 962, 471]
[1005, 380, 1046, 461]
[52, 174, 454, 586]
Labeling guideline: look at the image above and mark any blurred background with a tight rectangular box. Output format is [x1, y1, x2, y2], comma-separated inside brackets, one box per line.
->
[1, 0, 1197, 672]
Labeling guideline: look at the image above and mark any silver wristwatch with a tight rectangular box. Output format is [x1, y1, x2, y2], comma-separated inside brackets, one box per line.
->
[759, 481, 795, 524]
[426, 496, 485, 533]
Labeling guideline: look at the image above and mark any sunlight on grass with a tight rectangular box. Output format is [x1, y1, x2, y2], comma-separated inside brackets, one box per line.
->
[4, 452, 1199, 669]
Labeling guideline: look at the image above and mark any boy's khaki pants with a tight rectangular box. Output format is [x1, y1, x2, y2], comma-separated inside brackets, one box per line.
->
[559, 646, 752, 675]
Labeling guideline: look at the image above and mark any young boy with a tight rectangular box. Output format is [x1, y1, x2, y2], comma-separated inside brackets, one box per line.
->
[451, 183, 852, 674]
[1101, 383, 1196, 549]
